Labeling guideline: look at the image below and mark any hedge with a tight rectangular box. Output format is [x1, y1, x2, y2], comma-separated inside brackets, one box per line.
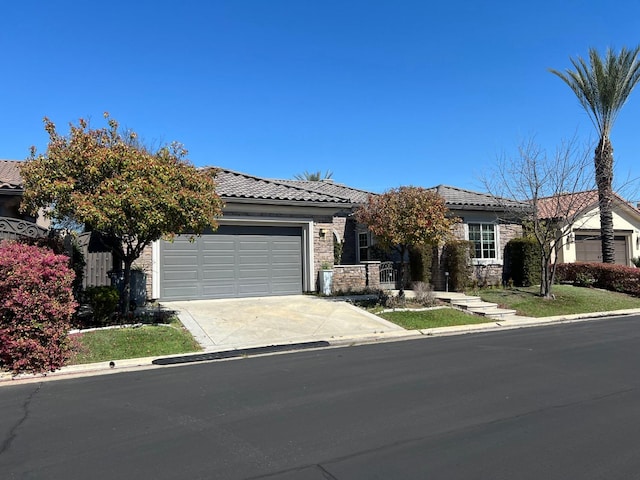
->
[503, 237, 541, 287]
[555, 262, 640, 296]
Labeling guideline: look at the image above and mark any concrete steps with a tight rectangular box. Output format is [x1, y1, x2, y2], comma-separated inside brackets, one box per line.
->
[433, 291, 517, 320]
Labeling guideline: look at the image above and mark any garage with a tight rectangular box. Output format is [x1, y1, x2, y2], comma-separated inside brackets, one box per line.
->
[159, 225, 303, 301]
[575, 234, 629, 265]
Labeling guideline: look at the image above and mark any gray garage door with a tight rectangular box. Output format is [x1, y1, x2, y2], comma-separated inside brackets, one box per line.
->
[575, 235, 628, 265]
[160, 225, 302, 300]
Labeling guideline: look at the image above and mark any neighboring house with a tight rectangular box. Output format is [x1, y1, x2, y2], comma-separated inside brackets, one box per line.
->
[428, 185, 526, 288]
[538, 190, 640, 266]
[0, 160, 48, 239]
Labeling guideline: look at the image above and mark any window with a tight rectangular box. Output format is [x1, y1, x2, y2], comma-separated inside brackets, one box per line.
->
[358, 232, 370, 262]
[468, 223, 496, 259]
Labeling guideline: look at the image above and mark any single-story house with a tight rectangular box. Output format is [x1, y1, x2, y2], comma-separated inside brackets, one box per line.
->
[426, 185, 526, 289]
[0, 160, 48, 239]
[144, 173, 525, 300]
[538, 190, 640, 266]
[146, 168, 370, 301]
[2, 159, 526, 298]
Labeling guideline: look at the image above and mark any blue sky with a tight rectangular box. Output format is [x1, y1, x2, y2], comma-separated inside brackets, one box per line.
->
[2, 1, 640, 195]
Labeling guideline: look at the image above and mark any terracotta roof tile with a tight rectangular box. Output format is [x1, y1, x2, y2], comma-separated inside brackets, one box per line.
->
[0, 160, 23, 190]
[537, 190, 640, 219]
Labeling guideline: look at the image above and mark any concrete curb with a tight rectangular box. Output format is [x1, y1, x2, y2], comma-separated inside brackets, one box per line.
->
[3, 308, 640, 386]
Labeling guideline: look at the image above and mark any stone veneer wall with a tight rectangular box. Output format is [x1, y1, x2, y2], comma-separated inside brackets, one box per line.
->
[133, 243, 154, 300]
[313, 217, 337, 285]
[331, 262, 381, 293]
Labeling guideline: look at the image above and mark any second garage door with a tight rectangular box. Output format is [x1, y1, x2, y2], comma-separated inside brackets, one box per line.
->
[575, 234, 628, 265]
[160, 225, 303, 300]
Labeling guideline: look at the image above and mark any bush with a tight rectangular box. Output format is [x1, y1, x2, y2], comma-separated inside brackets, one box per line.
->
[503, 237, 541, 287]
[84, 286, 120, 327]
[443, 240, 474, 291]
[409, 245, 434, 284]
[0, 241, 77, 374]
[411, 281, 436, 306]
[555, 262, 640, 296]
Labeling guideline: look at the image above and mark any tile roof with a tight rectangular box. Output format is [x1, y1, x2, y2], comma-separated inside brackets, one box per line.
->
[429, 185, 529, 211]
[537, 190, 640, 219]
[0, 160, 23, 190]
[208, 168, 352, 205]
[276, 179, 373, 204]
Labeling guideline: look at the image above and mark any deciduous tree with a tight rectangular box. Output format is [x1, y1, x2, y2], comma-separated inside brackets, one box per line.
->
[21, 114, 224, 314]
[355, 187, 456, 296]
[482, 137, 594, 298]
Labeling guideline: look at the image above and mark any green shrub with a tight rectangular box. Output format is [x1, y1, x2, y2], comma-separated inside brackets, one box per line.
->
[84, 286, 120, 327]
[409, 244, 434, 284]
[503, 237, 541, 287]
[443, 240, 474, 291]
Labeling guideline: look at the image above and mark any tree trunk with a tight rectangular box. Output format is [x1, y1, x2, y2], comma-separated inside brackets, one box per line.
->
[397, 245, 407, 298]
[121, 260, 133, 317]
[595, 136, 615, 263]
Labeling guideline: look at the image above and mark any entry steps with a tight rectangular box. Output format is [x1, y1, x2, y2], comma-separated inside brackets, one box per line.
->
[433, 292, 518, 320]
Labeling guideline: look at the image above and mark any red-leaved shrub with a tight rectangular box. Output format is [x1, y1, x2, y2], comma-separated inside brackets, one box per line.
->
[555, 262, 640, 296]
[0, 240, 78, 374]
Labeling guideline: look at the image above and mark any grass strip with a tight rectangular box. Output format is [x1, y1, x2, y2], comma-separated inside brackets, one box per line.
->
[69, 320, 201, 365]
[380, 308, 493, 329]
[476, 285, 640, 317]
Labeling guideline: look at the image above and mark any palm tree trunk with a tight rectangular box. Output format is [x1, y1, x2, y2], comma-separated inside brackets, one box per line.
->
[594, 137, 615, 263]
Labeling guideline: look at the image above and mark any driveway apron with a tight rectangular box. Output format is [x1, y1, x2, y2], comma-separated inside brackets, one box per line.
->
[161, 295, 403, 351]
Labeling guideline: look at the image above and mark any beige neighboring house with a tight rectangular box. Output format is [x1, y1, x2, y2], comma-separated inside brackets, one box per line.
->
[0, 160, 49, 239]
[538, 190, 640, 266]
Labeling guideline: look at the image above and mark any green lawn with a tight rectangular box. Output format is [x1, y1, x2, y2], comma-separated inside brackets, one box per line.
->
[476, 285, 640, 317]
[380, 308, 494, 329]
[69, 319, 201, 365]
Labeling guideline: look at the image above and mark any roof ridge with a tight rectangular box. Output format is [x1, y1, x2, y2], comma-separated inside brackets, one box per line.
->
[210, 167, 350, 199]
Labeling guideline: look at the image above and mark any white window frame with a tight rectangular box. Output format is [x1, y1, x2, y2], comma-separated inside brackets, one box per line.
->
[466, 222, 501, 265]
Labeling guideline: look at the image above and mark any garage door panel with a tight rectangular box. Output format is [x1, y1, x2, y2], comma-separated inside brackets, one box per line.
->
[202, 287, 237, 297]
[575, 235, 628, 264]
[202, 268, 235, 280]
[163, 270, 199, 281]
[162, 254, 199, 267]
[160, 227, 302, 300]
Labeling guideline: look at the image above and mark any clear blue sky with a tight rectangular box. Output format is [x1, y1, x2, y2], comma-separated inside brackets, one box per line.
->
[3, 0, 640, 195]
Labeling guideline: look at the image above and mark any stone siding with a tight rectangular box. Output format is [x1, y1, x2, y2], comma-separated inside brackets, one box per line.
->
[331, 262, 380, 293]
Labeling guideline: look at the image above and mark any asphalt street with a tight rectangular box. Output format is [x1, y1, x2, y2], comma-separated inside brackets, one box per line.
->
[3, 315, 640, 479]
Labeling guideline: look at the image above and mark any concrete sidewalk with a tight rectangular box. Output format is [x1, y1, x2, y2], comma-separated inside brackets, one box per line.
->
[3, 294, 640, 385]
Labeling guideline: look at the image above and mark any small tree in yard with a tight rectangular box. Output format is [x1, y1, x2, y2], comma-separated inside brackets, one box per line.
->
[482, 137, 594, 298]
[21, 114, 224, 315]
[0, 241, 77, 375]
[355, 187, 457, 297]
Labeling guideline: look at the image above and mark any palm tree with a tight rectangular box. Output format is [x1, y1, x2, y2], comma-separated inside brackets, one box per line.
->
[294, 170, 333, 181]
[550, 46, 640, 263]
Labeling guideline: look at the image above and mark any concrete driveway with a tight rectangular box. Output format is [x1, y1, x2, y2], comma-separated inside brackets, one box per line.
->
[161, 295, 404, 351]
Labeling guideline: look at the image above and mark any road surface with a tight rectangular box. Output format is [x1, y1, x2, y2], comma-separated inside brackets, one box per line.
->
[2, 315, 640, 479]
